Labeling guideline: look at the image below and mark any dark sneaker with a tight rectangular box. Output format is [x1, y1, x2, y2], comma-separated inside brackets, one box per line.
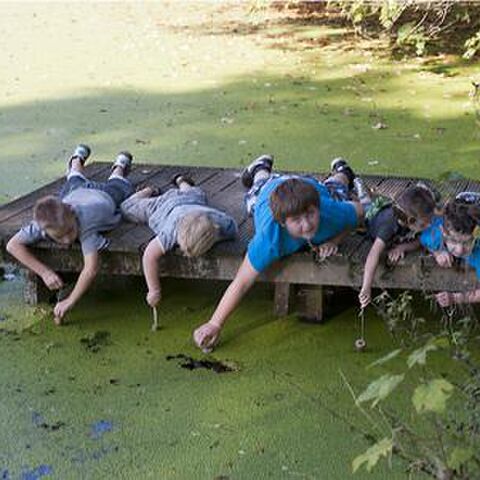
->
[171, 174, 195, 188]
[241, 154, 274, 189]
[455, 191, 480, 205]
[330, 157, 356, 190]
[68, 144, 91, 170]
[415, 181, 442, 205]
[112, 151, 133, 176]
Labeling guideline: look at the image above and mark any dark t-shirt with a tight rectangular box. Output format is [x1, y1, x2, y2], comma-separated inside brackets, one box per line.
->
[367, 206, 415, 246]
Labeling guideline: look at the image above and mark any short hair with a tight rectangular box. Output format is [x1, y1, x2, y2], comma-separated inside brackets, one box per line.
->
[269, 178, 320, 224]
[33, 195, 73, 231]
[177, 212, 219, 257]
[394, 185, 436, 222]
[444, 200, 480, 235]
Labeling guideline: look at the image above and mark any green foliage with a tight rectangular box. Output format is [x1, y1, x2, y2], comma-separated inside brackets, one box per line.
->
[347, 327, 480, 478]
[352, 437, 393, 473]
[448, 447, 474, 471]
[328, 0, 480, 59]
[463, 30, 480, 60]
[367, 348, 402, 369]
[407, 341, 438, 369]
[357, 373, 405, 408]
[412, 379, 454, 414]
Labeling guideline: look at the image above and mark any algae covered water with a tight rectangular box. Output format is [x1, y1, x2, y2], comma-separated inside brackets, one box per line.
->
[1, 2, 479, 478]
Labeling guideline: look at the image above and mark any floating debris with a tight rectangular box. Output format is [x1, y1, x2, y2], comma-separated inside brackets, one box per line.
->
[166, 354, 238, 374]
[80, 331, 111, 353]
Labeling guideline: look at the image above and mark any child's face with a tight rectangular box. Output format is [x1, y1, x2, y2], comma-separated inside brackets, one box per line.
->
[45, 219, 78, 246]
[284, 205, 320, 240]
[405, 215, 431, 233]
[441, 226, 474, 257]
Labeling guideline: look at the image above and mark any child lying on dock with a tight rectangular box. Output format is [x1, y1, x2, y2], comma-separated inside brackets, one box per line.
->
[120, 174, 237, 308]
[7, 145, 134, 324]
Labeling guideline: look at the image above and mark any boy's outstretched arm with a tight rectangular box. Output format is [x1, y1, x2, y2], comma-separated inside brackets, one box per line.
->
[142, 238, 165, 307]
[193, 255, 259, 350]
[6, 233, 64, 290]
[54, 251, 99, 323]
[359, 237, 386, 308]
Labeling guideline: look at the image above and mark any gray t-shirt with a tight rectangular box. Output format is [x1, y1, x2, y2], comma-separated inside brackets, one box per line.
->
[17, 188, 121, 255]
[121, 187, 237, 252]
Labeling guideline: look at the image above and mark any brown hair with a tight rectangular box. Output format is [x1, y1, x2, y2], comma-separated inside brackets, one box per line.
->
[177, 212, 219, 257]
[33, 195, 73, 231]
[269, 178, 320, 224]
[444, 199, 480, 235]
[393, 185, 436, 224]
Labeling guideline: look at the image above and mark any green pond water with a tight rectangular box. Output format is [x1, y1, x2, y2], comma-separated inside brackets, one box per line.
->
[1, 2, 479, 479]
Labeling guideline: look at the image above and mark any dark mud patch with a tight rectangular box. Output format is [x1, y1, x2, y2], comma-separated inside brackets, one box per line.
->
[166, 354, 239, 374]
[32, 412, 65, 432]
[80, 331, 111, 353]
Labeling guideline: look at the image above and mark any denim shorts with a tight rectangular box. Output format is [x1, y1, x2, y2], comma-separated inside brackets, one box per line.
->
[60, 173, 134, 206]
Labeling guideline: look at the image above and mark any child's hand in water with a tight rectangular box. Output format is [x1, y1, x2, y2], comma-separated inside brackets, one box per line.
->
[53, 298, 73, 324]
[193, 322, 221, 351]
[433, 251, 453, 268]
[359, 287, 371, 309]
[387, 245, 405, 264]
[146, 288, 161, 308]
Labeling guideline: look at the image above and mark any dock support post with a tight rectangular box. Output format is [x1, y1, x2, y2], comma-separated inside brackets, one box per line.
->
[273, 282, 291, 317]
[296, 284, 324, 323]
[24, 270, 50, 305]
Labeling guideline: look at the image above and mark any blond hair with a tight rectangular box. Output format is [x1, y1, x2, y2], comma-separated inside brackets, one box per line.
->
[33, 195, 74, 231]
[177, 212, 219, 257]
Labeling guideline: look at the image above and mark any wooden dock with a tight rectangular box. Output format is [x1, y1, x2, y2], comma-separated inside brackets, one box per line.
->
[0, 162, 478, 320]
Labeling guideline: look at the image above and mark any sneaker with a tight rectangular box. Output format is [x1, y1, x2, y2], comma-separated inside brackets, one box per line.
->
[112, 151, 133, 177]
[455, 191, 480, 205]
[416, 181, 442, 205]
[330, 157, 356, 190]
[353, 177, 371, 205]
[241, 154, 274, 189]
[68, 144, 91, 170]
[171, 174, 195, 188]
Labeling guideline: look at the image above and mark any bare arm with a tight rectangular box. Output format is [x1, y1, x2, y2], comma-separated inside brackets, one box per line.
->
[142, 238, 165, 307]
[6, 233, 63, 290]
[387, 238, 421, 264]
[193, 255, 259, 349]
[359, 237, 386, 308]
[435, 289, 480, 307]
[54, 251, 99, 323]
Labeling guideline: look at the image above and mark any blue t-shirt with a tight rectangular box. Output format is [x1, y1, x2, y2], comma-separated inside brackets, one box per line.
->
[247, 176, 358, 272]
[420, 216, 480, 279]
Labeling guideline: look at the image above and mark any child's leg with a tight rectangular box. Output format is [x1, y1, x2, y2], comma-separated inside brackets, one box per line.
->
[98, 152, 135, 206]
[59, 145, 91, 198]
[242, 154, 275, 216]
[323, 157, 357, 201]
[120, 196, 154, 224]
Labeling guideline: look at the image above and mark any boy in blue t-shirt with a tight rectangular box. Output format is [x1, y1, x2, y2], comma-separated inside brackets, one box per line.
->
[420, 192, 480, 307]
[193, 154, 363, 351]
